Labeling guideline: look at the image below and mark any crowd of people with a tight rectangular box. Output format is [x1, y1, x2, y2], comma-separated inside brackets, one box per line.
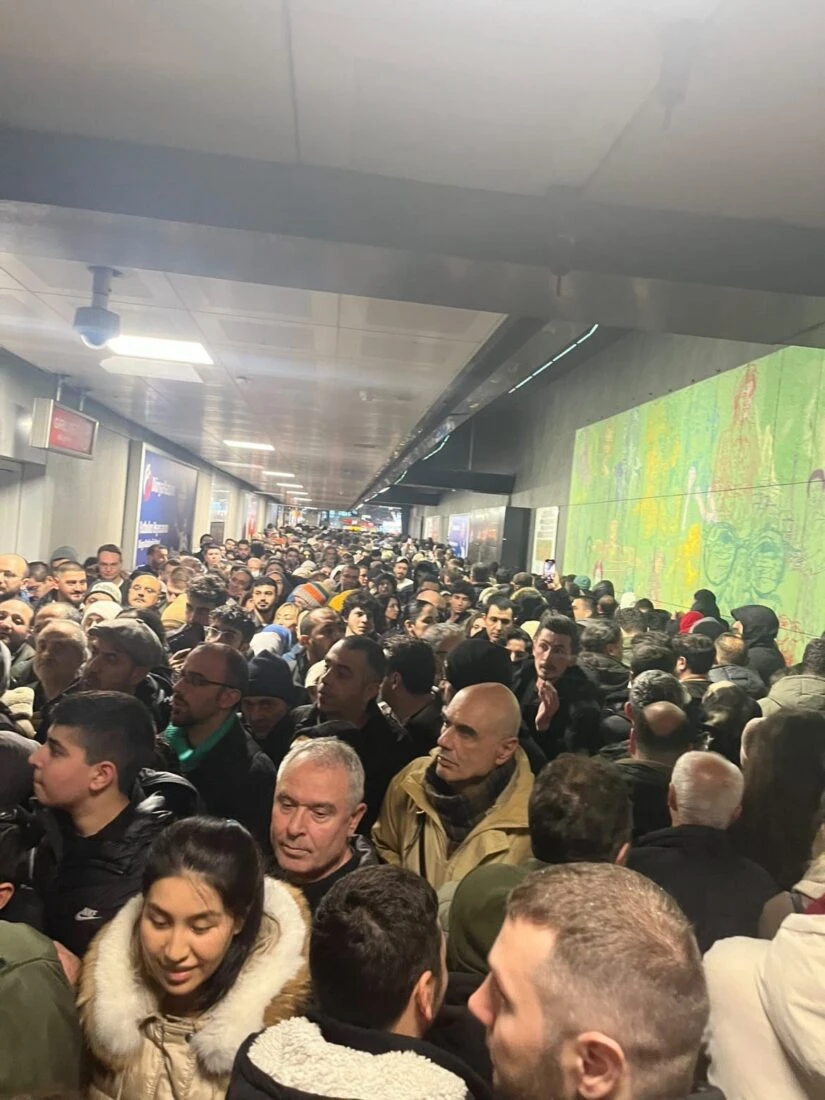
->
[0, 530, 823, 1099]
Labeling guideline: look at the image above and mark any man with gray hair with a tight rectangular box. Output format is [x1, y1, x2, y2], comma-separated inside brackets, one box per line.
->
[628, 751, 780, 952]
[613, 670, 698, 839]
[269, 730, 376, 912]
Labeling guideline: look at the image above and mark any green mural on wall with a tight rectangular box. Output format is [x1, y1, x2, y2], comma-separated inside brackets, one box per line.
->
[565, 345, 825, 660]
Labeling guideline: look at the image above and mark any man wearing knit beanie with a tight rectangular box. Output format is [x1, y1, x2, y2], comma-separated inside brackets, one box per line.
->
[242, 651, 303, 769]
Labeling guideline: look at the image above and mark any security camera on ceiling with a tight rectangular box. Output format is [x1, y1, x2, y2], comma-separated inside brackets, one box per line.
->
[73, 265, 122, 349]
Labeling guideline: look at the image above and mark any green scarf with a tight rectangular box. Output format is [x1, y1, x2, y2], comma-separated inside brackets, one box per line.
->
[164, 714, 235, 773]
[423, 755, 517, 852]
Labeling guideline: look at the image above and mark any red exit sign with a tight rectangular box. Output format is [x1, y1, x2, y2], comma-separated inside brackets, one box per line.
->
[30, 399, 98, 459]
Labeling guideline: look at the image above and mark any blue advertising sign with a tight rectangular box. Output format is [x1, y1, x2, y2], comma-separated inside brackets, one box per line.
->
[447, 513, 470, 558]
[135, 447, 198, 565]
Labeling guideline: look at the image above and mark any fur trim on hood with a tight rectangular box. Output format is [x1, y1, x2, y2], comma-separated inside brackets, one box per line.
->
[79, 877, 310, 1078]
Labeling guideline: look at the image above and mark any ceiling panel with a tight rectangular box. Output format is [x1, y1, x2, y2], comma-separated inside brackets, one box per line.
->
[0, 256, 504, 506]
[0, 0, 298, 161]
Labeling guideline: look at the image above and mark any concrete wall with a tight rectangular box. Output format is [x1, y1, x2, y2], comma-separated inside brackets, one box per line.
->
[420, 331, 774, 568]
[0, 352, 268, 565]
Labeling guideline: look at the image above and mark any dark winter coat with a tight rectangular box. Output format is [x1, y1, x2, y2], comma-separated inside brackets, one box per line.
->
[628, 824, 780, 953]
[292, 701, 415, 833]
[614, 756, 673, 840]
[270, 835, 379, 914]
[227, 1011, 493, 1100]
[30, 794, 172, 956]
[708, 662, 767, 700]
[514, 661, 603, 758]
[163, 715, 276, 853]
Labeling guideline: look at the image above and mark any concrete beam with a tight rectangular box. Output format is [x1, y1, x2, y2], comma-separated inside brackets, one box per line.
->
[402, 467, 514, 494]
[3, 125, 825, 302]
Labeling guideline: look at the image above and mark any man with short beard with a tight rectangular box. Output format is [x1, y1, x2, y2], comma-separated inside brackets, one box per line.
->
[470, 864, 711, 1100]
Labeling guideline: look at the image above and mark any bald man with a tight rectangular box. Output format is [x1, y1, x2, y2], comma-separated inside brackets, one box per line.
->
[372, 682, 534, 889]
[0, 554, 28, 600]
[628, 751, 780, 951]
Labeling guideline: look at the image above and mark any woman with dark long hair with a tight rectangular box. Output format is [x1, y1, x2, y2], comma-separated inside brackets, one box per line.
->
[735, 709, 825, 890]
[78, 817, 309, 1100]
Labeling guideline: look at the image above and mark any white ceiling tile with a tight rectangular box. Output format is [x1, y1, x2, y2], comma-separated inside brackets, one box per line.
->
[169, 275, 339, 325]
[339, 296, 503, 341]
[0, 256, 182, 306]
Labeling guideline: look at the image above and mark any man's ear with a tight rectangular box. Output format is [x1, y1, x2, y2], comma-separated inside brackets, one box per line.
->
[412, 968, 440, 1029]
[667, 782, 678, 815]
[349, 802, 367, 835]
[89, 760, 118, 794]
[571, 1031, 626, 1099]
[0, 881, 15, 910]
[623, 700, 633, 721]
[614, 842, 630, 866]
[494, 736, 519, 767]
[676, 656, 687, 674]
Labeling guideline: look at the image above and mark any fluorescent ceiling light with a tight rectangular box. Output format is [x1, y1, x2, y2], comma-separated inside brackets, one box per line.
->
[220, 461, 262, 469]
[278, 482, 303, 488]
[262, 471, 294, 478]
[223, 440, 275, 451]
[107, 336, 213, 364]
[100, 357, 203, 384]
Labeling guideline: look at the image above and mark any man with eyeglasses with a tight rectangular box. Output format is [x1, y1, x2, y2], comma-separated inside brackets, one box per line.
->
[162, 643, 276, 851]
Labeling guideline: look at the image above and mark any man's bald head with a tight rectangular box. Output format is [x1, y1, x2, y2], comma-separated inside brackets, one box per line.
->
[436, 682, 521, 788]
[631, 701, 695, 764]
[669, 750, 743, 830]
[0, 554, 27, 597]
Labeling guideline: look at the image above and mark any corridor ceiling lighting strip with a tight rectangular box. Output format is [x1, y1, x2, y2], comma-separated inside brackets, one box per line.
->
[262, 471, 294, 477]
[421, 433, 451, 462]
[223, 440, 275, 451]
[507, 323, 600, 395]
[108, 336, 213, 364]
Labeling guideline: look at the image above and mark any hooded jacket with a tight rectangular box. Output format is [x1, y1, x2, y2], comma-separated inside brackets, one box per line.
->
[704, 914, 825, 1099]
[731, 606, 786, 686]
[371, 747, 533, 890]
[759, 672, 825, 716]
[227, 1011, 492, 1100]
[576, 651, 630, 701]
[78, 878, 311, 1100]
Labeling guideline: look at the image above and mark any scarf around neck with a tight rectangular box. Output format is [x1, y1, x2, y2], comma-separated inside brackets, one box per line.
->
[423, 755, 517, 850]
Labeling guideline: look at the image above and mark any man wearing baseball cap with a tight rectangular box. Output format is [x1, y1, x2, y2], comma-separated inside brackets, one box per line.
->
[81, 619, 170, 732]
[242, 651, 304, 770]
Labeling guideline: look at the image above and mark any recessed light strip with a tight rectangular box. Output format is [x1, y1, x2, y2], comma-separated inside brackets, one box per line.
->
[223, 440, 275, 451]
[108, 336, 213, 364]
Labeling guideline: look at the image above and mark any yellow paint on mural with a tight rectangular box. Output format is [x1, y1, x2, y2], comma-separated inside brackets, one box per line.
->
[674, 523, 703, 596]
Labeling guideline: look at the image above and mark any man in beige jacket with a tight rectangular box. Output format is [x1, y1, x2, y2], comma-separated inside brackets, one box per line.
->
[372, 682, 533, 889]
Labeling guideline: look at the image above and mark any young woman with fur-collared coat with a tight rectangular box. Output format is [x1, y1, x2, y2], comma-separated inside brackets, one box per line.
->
[78, 816, 310, 1100]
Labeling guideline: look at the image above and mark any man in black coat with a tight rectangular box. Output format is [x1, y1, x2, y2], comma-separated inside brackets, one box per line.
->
[163, 643, 276, 852]
[291, 637, 414, 833]
[513, 613, 602, 759]
[628, 750, 780, 953]
[28, 691, 170, 956]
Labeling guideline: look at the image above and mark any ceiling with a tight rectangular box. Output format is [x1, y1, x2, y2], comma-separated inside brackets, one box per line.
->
[2, 0, 825, 507]
[0, 253, 504, 505]
[1, 0, 823, 225]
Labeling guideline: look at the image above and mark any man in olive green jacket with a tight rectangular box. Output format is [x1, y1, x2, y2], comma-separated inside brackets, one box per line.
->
[372, 683, 533, 890]
[0, 920, 82, 1096]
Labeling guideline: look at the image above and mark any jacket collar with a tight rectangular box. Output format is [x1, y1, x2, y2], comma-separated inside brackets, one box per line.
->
[80, 877, 308, 1077]
[244, 1012, 472, 1100]
[400, 746, 532, 832]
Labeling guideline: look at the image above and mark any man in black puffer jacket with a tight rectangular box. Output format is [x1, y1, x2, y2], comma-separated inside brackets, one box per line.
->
[27, 691, 181, 956]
